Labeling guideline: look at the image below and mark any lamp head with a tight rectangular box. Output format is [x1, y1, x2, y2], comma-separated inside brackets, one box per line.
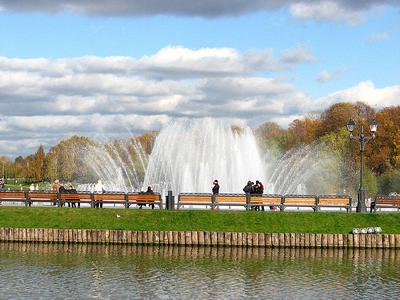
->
[369, 119, 378, 134]
[347, 119, 356, 133]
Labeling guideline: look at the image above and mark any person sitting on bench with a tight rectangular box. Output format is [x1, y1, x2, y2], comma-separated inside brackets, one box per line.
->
[138, 186, 154, 209]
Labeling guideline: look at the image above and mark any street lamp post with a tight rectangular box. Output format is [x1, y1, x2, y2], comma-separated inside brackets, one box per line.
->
[346, 119, 378, 212]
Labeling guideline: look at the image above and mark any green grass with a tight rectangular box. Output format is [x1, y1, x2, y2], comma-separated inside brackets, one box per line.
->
[0, 206, 399, 233]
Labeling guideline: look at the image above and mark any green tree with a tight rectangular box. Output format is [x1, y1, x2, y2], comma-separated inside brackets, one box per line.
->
[377, 170, 400, 195]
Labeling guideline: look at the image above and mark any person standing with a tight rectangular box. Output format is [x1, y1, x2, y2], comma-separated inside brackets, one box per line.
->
[212, 180, 220, 194]
[243, 181, 254, 210]
[211, 180, 220, 210]
[255, 180, 264, 211]
[243, 181, 254, 194]
[255, 180, 264, 194]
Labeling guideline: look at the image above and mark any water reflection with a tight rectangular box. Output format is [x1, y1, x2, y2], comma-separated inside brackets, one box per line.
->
[0, 242, 399, 299]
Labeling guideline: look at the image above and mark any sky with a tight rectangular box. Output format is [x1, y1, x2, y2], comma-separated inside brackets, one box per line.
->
[0, 0, 399, 158]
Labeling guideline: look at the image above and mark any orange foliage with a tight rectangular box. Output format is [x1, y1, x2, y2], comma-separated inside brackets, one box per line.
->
[368, 106, 400, 174]
[287, 117, 322, 148]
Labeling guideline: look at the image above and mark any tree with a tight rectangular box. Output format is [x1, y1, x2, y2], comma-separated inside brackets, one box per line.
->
[32, 145, 46, 180]
[286, 117, 322, 149]
[255, 122, 288, 156]
[0, 156, 12, 178]
[44, 151, 58, 181]
[377, 170, 400, 195]
[368, 106, 400, 174]
[45, 136, 96, 182]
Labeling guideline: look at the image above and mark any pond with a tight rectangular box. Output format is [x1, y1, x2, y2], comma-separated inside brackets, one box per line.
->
[0, 243, 399, 299]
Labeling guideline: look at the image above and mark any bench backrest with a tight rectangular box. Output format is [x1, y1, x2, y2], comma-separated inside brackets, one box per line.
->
[0, 191, 26, 200]
[375, 196, 400, 206]
[28, 192, 58, 200]
[250, 195, 282, 204]
[127, 193, 161, 203]
[284, 195, 317, 205]
[93, 193, 125, 201]
[59, 193, 91, 201]
[179, 193, 213, 204]
[215, 194, 247, 204]
[318, 195, 351, 206]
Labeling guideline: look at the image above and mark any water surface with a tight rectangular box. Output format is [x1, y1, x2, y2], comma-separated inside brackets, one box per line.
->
[0, 243, 399, 299]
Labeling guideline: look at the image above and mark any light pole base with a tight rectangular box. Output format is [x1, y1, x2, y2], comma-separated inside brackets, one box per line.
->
[356, 189, 366, 213]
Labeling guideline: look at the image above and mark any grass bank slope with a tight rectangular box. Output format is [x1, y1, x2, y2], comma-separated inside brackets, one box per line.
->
[0, 207, 399, 233]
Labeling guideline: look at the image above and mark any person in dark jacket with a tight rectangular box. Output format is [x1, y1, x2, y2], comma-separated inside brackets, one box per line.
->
[254, 180, 264, 211]
[243, 181, 254, 194]
[243, 181, 254, 210]
[212, 180, 220, 195]
[145, 186, 155, 209]
[255, 180, 264, 194]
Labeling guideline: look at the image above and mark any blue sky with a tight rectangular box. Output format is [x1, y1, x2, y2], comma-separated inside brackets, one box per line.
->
[0, 1, 399, 157]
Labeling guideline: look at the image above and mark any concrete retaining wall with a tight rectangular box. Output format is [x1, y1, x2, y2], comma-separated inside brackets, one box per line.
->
[0, 228, 399, 248]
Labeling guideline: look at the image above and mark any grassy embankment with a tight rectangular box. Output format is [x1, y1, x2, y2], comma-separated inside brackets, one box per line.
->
[0, 206, 399, 233]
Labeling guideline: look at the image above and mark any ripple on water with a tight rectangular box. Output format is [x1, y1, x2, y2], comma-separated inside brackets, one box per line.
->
[0, 244, 400, 299]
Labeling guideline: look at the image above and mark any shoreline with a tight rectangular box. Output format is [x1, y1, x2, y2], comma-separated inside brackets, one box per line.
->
[1, 228, 399, 248]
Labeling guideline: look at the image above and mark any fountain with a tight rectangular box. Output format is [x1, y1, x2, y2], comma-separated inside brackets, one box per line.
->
[267, 143, 342, 195]
[78, 118, 341, 196]
[143, 118, 267, 195]
[80, 138, 147, 192]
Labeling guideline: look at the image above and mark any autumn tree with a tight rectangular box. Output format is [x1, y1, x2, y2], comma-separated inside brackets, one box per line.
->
[0, 156, 15, 181]
[368, 106, 400, 174]
[286, 117, 322, 149]
[132, 131, 157, 155]
[45, 136, 96, 182]
[32, 145, 46, 180]
[255, 121, 288, 156]
[318, 102, 358, 136]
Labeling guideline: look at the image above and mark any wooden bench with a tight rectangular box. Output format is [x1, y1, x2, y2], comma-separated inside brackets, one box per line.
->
[215, 194, 248, 209]
[27, 191, 58, 206]
[93, 193, 126, 208]
[250, 194, 283, 210]
[127, 193, 161, 209]
[59, 192, 91, 207]
[178, 193, 213, 209]
[281, 195, 318, 211]
[0, 191, 27, 205]
[317, 195, 352, 212]
[371, 196, 400, 212]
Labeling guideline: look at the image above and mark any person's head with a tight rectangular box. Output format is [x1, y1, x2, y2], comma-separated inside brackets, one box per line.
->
[147, 186, 152, 192]
[247, 181, 252, 185]
[256, 180, 260, 185]
[213, 180, 218, 185]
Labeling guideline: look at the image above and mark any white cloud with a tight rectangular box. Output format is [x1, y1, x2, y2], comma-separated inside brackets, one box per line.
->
[280, 46, 315, 64]
[0, 46, 307, 80]
[316, 67, 347, 83]
[0, 47, 398, 157]
[0, 47, 315, 156]
[367, 32, 389, 42]
[317, 71, 335, 83]
[314, 81, 400, 108]
[289, 1, 365, 25]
